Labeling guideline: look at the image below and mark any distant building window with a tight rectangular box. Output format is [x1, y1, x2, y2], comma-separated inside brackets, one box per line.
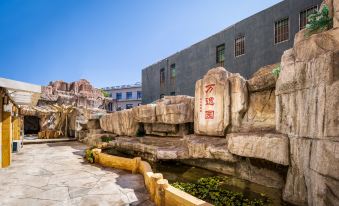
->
[126, 104, 133, 109]
[216, 44, 225, 66]
[170, 92, 175, 96]
[274, 18, 289, 44]
[126, 92, 132, 99]
[170, 64, 176, 85]
[137, 91, 142, 99]
[107, 102, 113, 112]
[116, 93, 122, 100]
[299, 6, 318, 30]
[160, 68, 165, 88]
[160, 94, 165, 99]
[235, 35, 245, 57]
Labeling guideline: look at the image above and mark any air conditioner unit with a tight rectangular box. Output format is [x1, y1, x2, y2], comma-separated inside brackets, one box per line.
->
[12, 140, 23, 152]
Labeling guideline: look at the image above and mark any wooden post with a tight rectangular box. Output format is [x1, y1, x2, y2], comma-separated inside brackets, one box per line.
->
[155, 179, 169, 206]
[150, 173, 163, 201]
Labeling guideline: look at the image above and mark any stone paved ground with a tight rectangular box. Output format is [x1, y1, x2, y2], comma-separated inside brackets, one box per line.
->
[0, 142, 154, 206]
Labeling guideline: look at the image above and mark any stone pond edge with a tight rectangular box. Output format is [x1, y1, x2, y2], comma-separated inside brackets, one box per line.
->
[92, 148, 213, 206]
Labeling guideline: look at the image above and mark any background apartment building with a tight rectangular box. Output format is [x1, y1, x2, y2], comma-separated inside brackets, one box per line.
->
[142, 0, 322, 104]
[103, 82, 142, 110]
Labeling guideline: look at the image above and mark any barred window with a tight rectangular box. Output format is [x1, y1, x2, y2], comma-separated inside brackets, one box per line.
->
[170, 63, 176, 85]
[300, 6, 318, 30]
[275, 18, 289, 44]
[160, 68, 165, 88]
[216, 44, 225, 66]
[235, 36, 245, 57]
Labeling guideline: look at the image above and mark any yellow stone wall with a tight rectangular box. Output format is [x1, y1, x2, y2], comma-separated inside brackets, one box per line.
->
[2, 111, 12, 168]
[92, 149, 212, 206]
[0, 94, 2, 167]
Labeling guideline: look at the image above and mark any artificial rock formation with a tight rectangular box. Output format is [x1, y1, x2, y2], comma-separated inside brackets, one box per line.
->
[42, 79, 106, 108]
[276, 27, 339, 205]
[227, 133, 289, 166]
[20, 79, 109, 138]
[323, 0, 339, 28]
[194, 67, 248, 136]
[100, 109, 139, 136]
[100, 95, 194, 137]
[241, 64, 278, 132]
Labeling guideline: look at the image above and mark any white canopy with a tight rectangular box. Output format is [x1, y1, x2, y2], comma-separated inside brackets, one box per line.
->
[0, 77, 41, 106]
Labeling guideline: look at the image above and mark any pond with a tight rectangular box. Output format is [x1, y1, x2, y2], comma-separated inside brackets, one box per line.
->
[102, 148, 289, 206]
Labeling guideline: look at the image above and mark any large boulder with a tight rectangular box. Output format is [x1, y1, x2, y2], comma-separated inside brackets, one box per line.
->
[194, 67, 248, 136]
[240, 89, 275, 132]
[100, 109, 139, 136]
[155, 95, 194, 124]
[227, 133, 289, 166]
[134, 104, 156, 123]
[247, 63, 278, 92]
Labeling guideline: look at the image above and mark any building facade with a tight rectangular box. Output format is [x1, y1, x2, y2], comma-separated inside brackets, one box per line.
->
[103, 82, 142, 110]
[142, 0, 322, 104]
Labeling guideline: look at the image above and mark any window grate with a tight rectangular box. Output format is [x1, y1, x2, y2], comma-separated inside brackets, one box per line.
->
[170, 64, 176, 86]
[299, 6, 318, 30]
[216, 44, 225, 66]
[235, 36, 245, 57]
[275, 18, 289, 44]
[160, 68, 165, 88]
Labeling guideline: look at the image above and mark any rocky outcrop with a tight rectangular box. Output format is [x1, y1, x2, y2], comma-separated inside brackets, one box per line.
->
[227, 133, 289, 166]
[134, 104, 157, 123]
[133, 96, 194, 137]
[100, 109, 139, 136]
[247, 64, 277, 92]
[277, 28, 339, 205]
[194, 67, 248, 136]
[155, 96, 194, 124]
[323, 0, 339, 28]
[276, 29, 339, 139]
[240, 64, 277, 133]
[184, 135, 238, 163]
[41, 79, 108, 109]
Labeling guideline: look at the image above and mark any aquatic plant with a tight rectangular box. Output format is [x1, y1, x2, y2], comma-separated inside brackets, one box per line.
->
[172, 176, 269, 206]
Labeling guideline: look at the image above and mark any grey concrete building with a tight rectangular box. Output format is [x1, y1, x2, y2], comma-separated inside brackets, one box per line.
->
[103, 82, 142, 111]
[142, 0, 322, 104]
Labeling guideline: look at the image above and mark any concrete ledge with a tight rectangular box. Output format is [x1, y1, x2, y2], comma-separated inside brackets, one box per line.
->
[92, 149, 212, 206]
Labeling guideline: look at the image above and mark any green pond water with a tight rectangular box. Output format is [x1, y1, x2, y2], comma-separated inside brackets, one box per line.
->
[103, 148, 289, 206]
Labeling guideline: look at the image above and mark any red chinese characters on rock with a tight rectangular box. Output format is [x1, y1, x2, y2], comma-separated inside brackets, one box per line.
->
[205, 97, 214, 106]
[205, 84, 215, 94]
[205, 110, 214, 119]
[204, 84, 216, 120]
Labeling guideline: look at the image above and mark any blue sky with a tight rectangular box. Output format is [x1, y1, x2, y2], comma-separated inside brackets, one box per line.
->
[0, 0, 282, 88]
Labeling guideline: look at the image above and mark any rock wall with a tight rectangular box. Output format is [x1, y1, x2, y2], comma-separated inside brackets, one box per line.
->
[41, 79, 107, 109]
[241, 64, 277, 133]
[100, 109, 139, 136]
[100, 95, 194, 137]
[276, 28, 339, 205]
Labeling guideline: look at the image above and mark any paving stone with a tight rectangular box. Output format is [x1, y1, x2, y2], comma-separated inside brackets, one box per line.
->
[0, 142, 154, 206]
